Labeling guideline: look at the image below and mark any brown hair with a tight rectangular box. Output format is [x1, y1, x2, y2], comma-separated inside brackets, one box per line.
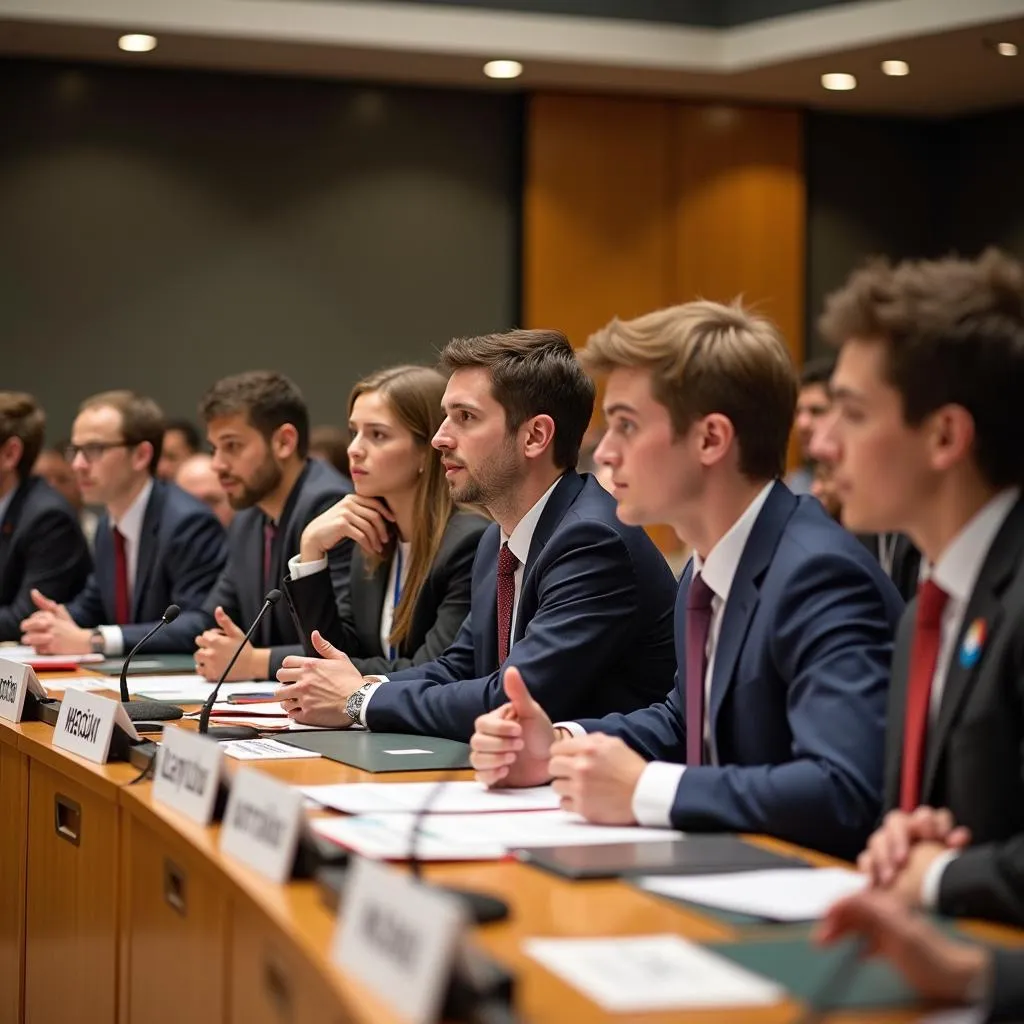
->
[819, 248, 1024, 488]
[582, 299, 797, 480]
[309, 425, 351, 478]
[0, 392, 46, 479]
[79, 390, 165, 474]
[349, 365, 456, 650]
[199, 371, 310, 458]
[439, 329, 595, 470]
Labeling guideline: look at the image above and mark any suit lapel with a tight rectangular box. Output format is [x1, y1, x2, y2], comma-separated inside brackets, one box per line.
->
[358, 555, 391, 655]
[132, 483, 162, 622]
[884, 611, 915, 810]
[0, 478, 30, 579]
[473, 528, 500, 672]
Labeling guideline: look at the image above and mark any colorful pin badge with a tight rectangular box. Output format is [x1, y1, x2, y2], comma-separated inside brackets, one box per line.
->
[959, 618, 987, 669]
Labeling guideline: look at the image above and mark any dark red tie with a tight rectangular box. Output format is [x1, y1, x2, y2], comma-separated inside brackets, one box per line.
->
[899, 579, 950, 812]
[113, 526, 131, 625]
[496, 542, 519, 664]
[263, 521, 277, 592]
[685, 573, 715, 766]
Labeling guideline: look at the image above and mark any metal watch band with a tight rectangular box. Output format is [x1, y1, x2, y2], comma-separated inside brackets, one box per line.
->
[344, 682, 373, 724]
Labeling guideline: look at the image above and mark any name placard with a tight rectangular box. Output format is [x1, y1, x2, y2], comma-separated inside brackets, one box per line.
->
[0, 657, 47, 723]
[53, 689, 140, 764]
[152, 726, 224, 825]
[220, 767, 304, 883]
[333, 857, 466, 1024]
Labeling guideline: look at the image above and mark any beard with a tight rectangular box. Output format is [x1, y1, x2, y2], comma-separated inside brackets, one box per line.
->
[449, 437, 522, 508]
[226, 453, 282, 510]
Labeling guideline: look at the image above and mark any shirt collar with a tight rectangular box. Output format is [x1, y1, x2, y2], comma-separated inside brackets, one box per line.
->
[691, 481, 775, 603]
[111, 477, 154, 547]
[502, 476, 563, 566]
[930, 487, 1020, 604]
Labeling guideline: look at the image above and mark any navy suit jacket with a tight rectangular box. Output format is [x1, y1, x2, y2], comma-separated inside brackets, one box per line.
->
[576, 482, 904, 861]
[203, 458, 353, 678]
[366, 471, 678, 741]
[0, 477, 92, 641]
[66, 480, 227, 652]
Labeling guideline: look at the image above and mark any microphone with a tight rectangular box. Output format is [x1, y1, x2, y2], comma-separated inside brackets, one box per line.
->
[198, 589, 282, 740]
[119, 604, 185, 725]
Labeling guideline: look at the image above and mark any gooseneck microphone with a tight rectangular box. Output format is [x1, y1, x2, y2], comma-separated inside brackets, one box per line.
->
[119, 604, 185, 724]
[198, 589, 282, 740]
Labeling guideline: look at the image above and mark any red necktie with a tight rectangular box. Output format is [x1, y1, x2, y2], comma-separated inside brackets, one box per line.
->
[263, 521, 277, 592]
[496, 542, 519, 664]
[113, 526, 131, 625]
[899, 580, 950, 812]
[685, 572, 715, 766]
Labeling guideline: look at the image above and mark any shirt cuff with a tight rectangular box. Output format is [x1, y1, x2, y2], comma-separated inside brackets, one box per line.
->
[288, 553, 328, 580]
[920, 848, 959, 909]
[358, 681, 384, 726]
[99, 625, 124, 657]
[631, 761, 686, 828]
[553, 721, 586, 738]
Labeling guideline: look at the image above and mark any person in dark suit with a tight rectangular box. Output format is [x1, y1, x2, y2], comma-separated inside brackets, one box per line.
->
[0, 393, 91, 641]
[471, 300, 903, 861]
[275, 330, 678, 740]
[194, 371, 353, 682]
[818, 249, 1024, 926]
[20, 391, 225, 654]
[283, 365, 488, 674]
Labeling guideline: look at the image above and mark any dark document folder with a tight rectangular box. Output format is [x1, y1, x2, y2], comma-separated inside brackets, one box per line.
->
[277, 730, 471, 773]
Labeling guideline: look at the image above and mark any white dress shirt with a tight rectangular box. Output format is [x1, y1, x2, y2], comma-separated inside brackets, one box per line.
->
[98, 478, 154, 656]
[915, 487, 1020, 907]
[559, 482, 775, 827]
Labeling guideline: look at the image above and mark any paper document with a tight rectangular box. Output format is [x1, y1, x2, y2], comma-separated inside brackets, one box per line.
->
[312, 815, 506, 861]
[46, 677, 108, 693]
[524, 935, 784, 1012]
[130, 678, 263, 702]
[639, 867, 868, 922]
[207, 700, 285, 717]
[0, 646, 103, 665]
[301, 781, 561, 815]
[222, 738, 323, 760]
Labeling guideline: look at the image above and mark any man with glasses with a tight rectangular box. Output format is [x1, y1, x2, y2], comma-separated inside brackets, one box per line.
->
[20, 390, 226, 654]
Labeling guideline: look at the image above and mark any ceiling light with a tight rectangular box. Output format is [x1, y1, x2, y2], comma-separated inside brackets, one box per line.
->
[483, 60, 523, 80]
[997, 41, 1019, 57]
[821, 72, 857, 91]
[881, 59, 909, 76]
[118, 33, 157, 53]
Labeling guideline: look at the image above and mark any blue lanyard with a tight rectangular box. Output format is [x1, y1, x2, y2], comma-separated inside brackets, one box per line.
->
[388, 546, 403, 660]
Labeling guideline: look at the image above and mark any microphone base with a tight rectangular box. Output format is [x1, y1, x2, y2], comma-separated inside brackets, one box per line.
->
[433, 885, 509, 925]
[202, 724, 262, 741]
[122, 700, 184, 723]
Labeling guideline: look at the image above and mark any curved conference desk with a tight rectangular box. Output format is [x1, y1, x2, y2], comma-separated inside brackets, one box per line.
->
[2, 674, 1022, 1024]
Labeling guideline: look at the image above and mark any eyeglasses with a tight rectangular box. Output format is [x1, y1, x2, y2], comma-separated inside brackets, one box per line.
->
[64, 442, 132, 464]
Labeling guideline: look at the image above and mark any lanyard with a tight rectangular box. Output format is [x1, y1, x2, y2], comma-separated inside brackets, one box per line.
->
[388, 545, 403, 660]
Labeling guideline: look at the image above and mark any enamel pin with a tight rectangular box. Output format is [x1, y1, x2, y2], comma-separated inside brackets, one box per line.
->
[959, 618, 987, 669]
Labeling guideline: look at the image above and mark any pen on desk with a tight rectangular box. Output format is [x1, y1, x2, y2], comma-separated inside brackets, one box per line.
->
[794, 936, 866, 1024]
[225, 692, 280, 704]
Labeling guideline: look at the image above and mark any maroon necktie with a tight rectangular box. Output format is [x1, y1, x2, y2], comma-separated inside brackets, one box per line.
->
[685, 572, 715, 766]
[263, 521, 277, 592]
[113, 526, 131, 625]
[899, 580, 950, 811]
[496, 542, 519, 664]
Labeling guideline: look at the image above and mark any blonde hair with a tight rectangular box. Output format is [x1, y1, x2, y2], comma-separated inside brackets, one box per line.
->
[581, 299, 798, 480]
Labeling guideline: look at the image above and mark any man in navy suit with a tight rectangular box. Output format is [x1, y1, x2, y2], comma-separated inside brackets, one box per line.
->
[275, 330, 678, 740]
[21, 391, 226, 654]
[0, 393, 91, 641]
[471, 301, 904, 860]
[194, 371, 352, 682]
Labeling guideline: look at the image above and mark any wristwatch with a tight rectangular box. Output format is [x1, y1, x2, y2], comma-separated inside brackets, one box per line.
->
[89, 630, 105, 655]
[344, 682, 374, 725]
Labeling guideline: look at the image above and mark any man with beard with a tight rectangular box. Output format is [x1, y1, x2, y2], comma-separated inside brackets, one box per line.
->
[20, 391, 225, 654]
[195, 371, 351, 681]
[274, 330, 677, 741]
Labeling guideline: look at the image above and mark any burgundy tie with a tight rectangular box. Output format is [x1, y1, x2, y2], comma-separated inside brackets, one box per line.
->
[496, 542, 519, 664]
[685, 572, 715, 766]
[113, 526, 131, 625]
[263, 521, 277, 592]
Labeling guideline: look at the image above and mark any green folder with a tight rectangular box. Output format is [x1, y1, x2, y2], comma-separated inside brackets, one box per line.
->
[93, 653, 198, 675]
[277, 731, 472, 773]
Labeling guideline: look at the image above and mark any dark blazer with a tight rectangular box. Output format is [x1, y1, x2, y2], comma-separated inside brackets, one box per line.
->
[990, 949, 1024, 1022]
[882, 497, 1024, 927]
[203, 458, 353, 678]
[65, 480, 226, 652]
[857, 533, 922, 602]
[576, 482, 905, 861]
[283, 511, 488, 675]
[0, 476, 92, 641]
[365, 471, 679, 741]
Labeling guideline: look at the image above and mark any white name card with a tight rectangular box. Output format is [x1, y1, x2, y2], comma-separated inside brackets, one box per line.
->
[333, 857, 466, 1024]
[0, 657, 47, 723]
[152, 726, 224, 825]
[52, 689, 140, 764]
[220, 767, 304, 883]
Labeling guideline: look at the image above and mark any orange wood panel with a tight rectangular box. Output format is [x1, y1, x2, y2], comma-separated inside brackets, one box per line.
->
[0, 737, 28, 1024]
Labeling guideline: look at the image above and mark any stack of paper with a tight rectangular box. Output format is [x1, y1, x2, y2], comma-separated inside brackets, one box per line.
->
[301, 780, 562, 815]
[0, 646, 103, 666]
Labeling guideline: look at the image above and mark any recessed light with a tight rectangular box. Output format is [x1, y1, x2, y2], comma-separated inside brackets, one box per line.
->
[118, 33, 157, 53]
[997, 41, 1019, 57]
[821, 72, 857, 91]
[483, 60, 523, 80]
[881, 59, 909, 76]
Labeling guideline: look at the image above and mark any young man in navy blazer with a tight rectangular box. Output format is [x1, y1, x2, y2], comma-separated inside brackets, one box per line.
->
[0, 393, 91, 641]
[276, 330, 678, 740]
[817, 250, 1024, 926]
[21, 391, 226, 654]
[471, 301, 904, 861]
